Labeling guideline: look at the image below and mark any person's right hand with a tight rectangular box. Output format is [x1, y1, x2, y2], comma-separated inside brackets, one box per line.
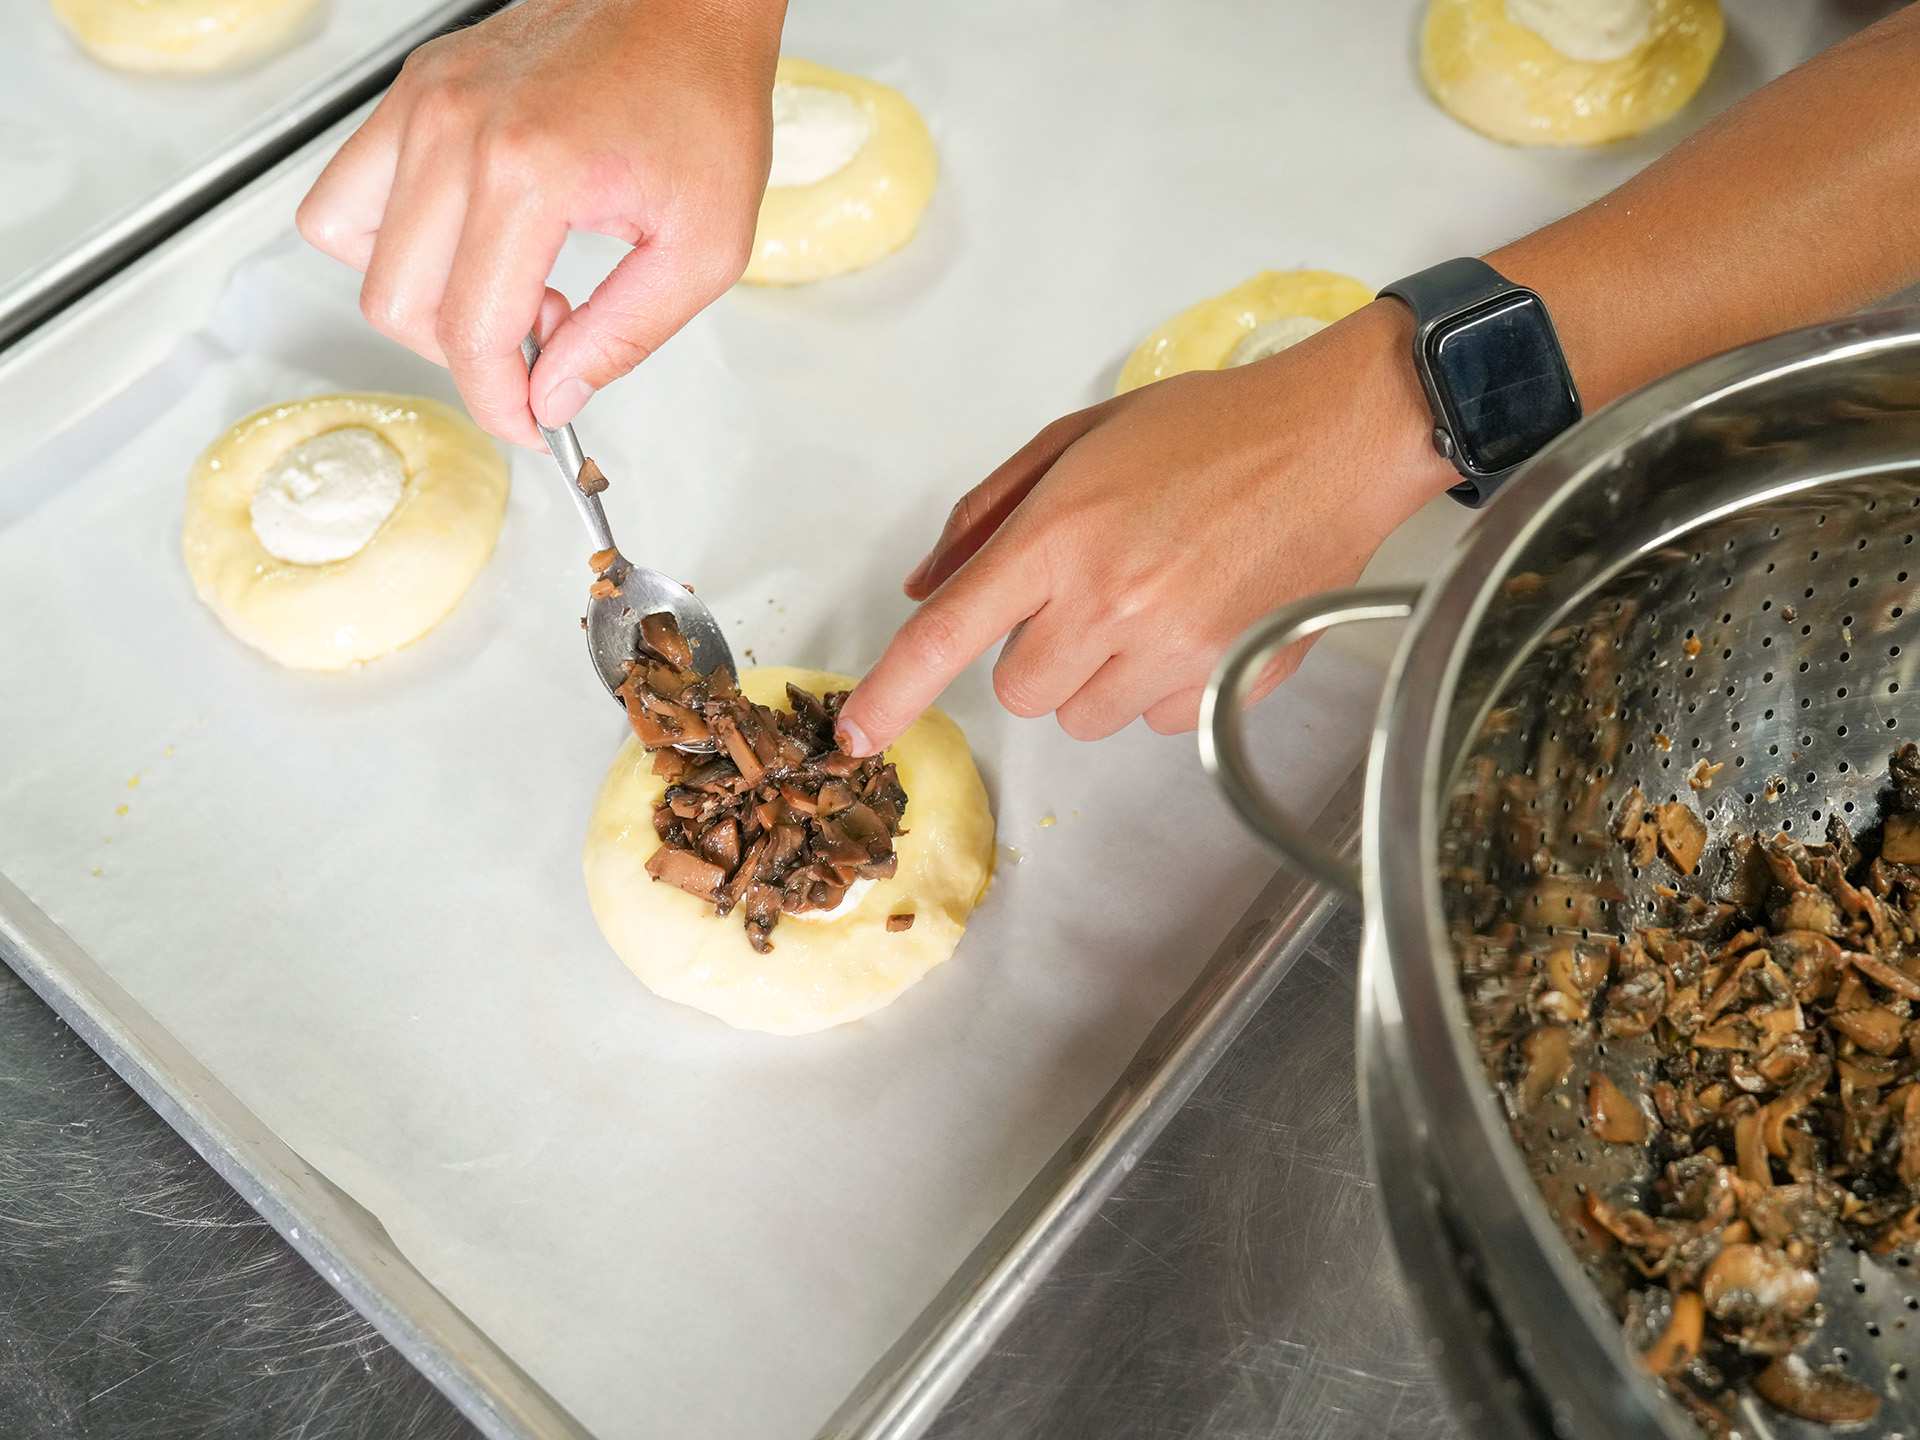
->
[296, 0, 787, 446]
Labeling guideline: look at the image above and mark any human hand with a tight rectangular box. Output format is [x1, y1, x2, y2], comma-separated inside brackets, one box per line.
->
[834, 301, 1458, 756]
[296, 0, 786, 446]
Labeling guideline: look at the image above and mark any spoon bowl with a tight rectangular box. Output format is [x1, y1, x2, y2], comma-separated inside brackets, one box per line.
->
[585, 556, 735, 700]
[521, 335, 737, 750]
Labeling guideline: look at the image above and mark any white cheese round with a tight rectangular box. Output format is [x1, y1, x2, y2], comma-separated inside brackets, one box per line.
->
[1505, 0, 1654, 63]
[768, 83, 873, 188]
[249, 426, 406, 566]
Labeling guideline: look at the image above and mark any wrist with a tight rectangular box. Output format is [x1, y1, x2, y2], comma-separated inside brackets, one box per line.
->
[1342, 298, 1463, 517]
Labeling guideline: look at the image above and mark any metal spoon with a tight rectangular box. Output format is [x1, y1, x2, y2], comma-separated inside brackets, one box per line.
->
[520, 336, 735, 745]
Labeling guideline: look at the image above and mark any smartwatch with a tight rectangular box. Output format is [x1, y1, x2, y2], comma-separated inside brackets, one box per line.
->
[1380, 257, 1581, 508]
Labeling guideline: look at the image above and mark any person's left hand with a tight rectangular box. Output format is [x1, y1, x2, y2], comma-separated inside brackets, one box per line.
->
[832, 301, 1457, 757]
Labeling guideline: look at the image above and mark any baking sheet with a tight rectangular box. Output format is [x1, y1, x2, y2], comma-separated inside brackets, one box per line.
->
[0, 0, 486, 315]
[0, 276, 1375, 1440]
[0, 3, 1878, 1437]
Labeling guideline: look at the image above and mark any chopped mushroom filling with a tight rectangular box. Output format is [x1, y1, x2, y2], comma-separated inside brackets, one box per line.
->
[1474, 746, 1920, 1433]
[615, 612, 907, 953]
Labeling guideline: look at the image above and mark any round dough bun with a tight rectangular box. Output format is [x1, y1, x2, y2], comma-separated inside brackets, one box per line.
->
[743, 57, 938, 286]
[1420, 0, 1724, 148]
[181, 393, 508, 671]
[1115, 270, 1373, 395]
[583, 668, 995, 1036]
[52, 0, 325, 74]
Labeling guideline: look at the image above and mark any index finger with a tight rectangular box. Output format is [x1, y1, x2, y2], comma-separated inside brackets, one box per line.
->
[836, 542, 1047, 757]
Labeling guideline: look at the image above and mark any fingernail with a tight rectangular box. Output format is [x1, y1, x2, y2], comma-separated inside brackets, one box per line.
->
[904, 553, 934, 591]
[540, 378, 594, 428]
[836, 718, 871, 757]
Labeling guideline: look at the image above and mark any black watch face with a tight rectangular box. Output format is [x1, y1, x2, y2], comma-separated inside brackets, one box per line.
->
[1426, 292, 1581, 475]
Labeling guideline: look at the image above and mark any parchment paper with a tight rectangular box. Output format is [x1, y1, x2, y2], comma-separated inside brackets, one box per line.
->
[0, 3, 1876, 1436]
[0, 0, 469, 291]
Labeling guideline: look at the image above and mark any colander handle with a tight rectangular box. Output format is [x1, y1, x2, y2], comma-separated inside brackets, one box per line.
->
[1199, 585, 1420, 896]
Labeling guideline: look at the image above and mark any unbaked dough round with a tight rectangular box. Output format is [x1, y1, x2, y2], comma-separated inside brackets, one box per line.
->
[583, 667, 995, 1035]
[1115, 270, 1373, 395]
[182, 392, 508, 671]
[1420, 0, 1724, 148]
[51, 0, 325, 74]
[742, 57, 938, 286]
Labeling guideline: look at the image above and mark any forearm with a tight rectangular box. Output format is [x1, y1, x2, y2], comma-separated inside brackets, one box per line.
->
[1490, 7, 1920, 410]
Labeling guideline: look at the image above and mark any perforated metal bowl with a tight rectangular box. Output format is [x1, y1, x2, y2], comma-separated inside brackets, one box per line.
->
[1204, 308, 1920, 1439]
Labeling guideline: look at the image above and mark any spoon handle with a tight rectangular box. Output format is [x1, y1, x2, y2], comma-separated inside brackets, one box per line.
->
[520, 335, 617, 556]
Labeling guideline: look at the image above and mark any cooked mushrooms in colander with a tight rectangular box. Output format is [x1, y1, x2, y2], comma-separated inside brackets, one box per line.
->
[1470, 745, 1920, 1434]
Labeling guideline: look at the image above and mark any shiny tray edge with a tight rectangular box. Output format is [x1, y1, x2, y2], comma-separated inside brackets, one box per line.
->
[0, 0, 509, 352]
[823, 766, 1362, 1440]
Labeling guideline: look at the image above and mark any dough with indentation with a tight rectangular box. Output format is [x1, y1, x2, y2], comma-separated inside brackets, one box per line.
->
[51, 0, 325, 74]
[583, 668, 995, 1035]
[1420, 0, 1724, 148]
[743, 58, 938, 286]
[1115, 270, 1373, 395]
[182, 392, 508, 671]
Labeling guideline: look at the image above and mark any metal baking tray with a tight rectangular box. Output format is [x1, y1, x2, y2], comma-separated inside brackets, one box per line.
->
[0, 95, 1372, 1440]
[0, 0, 506, 349]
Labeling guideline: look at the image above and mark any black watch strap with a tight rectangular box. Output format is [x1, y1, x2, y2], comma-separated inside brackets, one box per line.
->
[1381, 257, 1580, 509]
[1379, 256, 1513, 323]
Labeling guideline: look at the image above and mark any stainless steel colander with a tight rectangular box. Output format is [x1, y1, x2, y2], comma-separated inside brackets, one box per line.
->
[1203, 307, 1920, 1439]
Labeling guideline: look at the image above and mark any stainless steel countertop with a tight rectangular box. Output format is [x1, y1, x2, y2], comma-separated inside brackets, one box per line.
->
[0, 904, 1454, 1439]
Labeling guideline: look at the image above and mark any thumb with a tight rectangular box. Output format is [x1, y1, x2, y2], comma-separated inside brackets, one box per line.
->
[528, 239, 727, 428]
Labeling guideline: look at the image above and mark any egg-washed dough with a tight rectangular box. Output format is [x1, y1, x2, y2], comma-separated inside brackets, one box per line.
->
[584, 668, 995, 1035]
[1115, 270, 1374, 396]
[51, 0, 324, 74]
[1420, 0, 1724, 148]
[743, 58, 938, 286]
[182, 393, 508, 671]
